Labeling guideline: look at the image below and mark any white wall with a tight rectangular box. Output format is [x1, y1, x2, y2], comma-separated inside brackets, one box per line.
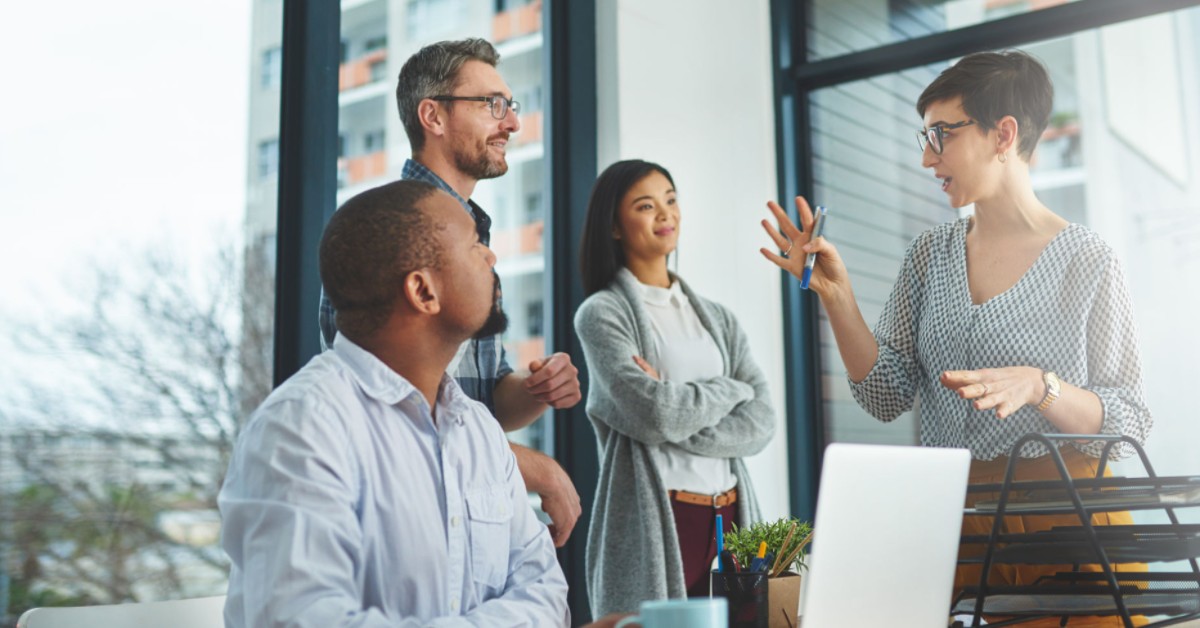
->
[596, 0, 791, 520]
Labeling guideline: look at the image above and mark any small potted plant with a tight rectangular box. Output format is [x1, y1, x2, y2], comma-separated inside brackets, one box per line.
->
[724, 516, 812, 628]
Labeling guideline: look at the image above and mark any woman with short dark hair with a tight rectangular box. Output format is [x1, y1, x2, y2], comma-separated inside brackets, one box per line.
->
[762, 50, 1151, 626]
[576, 159, 775, 616]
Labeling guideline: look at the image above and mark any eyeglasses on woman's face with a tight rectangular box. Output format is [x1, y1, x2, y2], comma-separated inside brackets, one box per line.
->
[430, 94, 520, 120]
[916, 119, 975, 154]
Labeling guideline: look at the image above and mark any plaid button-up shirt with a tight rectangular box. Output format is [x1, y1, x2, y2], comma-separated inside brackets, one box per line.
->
[319, 159, 513, 414]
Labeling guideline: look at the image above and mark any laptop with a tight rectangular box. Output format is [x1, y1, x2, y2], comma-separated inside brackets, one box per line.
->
[800, 443, 971, 628]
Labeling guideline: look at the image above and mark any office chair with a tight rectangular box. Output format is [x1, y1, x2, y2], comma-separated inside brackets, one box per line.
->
[16, 595, 225, 628]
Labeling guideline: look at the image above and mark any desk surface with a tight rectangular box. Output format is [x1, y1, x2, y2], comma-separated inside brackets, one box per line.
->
[792, 617, 1200, 627]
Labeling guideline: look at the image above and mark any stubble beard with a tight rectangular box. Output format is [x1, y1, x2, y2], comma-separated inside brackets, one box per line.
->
[454, 136, 509, 181]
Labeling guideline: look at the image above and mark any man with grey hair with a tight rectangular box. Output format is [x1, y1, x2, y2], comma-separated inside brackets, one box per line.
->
[318, 38, 583, 547]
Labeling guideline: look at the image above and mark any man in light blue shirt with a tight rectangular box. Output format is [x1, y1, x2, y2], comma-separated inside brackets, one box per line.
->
[219, 180, 570, 626]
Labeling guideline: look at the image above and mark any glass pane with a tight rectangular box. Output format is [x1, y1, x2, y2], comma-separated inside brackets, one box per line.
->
[330, 0, 549, 454]
[808, 0, 1080, 61]
[0, 0, 273, 619]
[809, 5, 1200, 484]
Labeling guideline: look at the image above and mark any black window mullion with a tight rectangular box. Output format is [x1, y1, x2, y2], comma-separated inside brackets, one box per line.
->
[795, 0, 1200, 91]
[774, 0, 825, 524]
[273, 0, 340, 386]
[545, 0, 598, 623]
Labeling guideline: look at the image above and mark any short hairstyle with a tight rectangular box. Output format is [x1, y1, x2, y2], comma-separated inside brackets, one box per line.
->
[579, 159, 675, 296]
[396, 38, 501, 153]
[319, 180, 444, 341]
[916, 50, 1054, 161]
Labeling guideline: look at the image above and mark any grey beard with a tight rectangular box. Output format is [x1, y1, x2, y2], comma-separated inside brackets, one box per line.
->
[455, 145, 508, 180]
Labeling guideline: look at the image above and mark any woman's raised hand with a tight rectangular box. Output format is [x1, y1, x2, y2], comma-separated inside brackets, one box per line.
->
[759, 196, 849, 298]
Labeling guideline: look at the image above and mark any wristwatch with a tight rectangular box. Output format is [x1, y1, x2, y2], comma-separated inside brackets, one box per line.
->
[1037, 370, 1061, 412]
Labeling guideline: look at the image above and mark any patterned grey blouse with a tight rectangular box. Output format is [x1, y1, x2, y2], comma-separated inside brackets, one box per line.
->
[849, 218, 1152, 460]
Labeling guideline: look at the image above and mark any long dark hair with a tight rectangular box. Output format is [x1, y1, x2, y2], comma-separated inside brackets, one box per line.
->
[579, 159, 675, 296]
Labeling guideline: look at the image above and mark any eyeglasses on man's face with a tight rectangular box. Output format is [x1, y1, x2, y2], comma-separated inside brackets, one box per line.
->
[917, 119, 975, 154]
[430, 94, 520, 120]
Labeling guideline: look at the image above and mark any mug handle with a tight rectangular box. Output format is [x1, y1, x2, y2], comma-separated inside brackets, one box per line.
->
[614, 615, 642, 628]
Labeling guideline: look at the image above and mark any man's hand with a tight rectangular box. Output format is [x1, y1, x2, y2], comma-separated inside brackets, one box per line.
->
[525, 352, 582, 409]
[512, 444, 582, 548]
[539, 460, 582, 547]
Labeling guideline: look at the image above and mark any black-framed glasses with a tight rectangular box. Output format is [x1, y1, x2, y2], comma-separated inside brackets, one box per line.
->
[430, 94, 520, 120]
[917, 119, 975, 154]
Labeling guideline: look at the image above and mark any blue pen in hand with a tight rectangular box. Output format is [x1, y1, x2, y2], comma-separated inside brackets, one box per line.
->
[800, 205, 828, 290]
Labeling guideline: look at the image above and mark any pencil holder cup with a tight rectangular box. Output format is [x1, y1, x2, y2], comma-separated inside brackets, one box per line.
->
[710, 570, 769, 628]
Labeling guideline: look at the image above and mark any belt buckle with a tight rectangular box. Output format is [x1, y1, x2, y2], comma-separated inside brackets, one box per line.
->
[712, 493, 720, 508]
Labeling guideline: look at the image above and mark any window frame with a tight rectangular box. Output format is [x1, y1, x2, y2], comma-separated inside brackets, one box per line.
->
[771, 0, 1200, 520]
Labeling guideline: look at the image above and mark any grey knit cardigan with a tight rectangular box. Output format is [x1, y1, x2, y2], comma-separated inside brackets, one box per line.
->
[573, 269, 776, 616]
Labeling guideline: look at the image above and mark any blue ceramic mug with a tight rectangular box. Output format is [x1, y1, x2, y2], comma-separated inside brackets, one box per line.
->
[614, 598, 728, 628]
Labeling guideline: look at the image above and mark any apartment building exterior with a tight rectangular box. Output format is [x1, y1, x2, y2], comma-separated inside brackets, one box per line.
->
[244, 0, 550, 449]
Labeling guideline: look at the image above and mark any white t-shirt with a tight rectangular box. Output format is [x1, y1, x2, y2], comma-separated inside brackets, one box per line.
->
[634, 277, 738, 495]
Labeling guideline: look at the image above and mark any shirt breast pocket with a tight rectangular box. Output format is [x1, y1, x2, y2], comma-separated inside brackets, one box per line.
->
[465, 486, 512, 589]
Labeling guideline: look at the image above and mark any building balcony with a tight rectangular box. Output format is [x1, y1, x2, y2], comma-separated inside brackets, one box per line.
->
[511, 336, 546, 373]
[338, 151, 387, 187]
[493, 0, 542, 44]
[340, 48, 387, 92]
[490, 219, 544, 260]
[516, 110, 542, 146]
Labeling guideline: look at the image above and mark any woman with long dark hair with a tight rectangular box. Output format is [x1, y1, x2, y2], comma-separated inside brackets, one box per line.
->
[575, 159, 776, 616]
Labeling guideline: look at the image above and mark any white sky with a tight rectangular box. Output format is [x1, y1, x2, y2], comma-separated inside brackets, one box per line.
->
[0, 1, 252, 401]
[0, 1, 252, 314]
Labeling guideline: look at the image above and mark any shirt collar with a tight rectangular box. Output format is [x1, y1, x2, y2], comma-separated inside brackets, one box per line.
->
[621, 266, 685, 307]
[332, 333, 469, 425]
[402, 159, 471, 211]
[402, 158, 493, 247]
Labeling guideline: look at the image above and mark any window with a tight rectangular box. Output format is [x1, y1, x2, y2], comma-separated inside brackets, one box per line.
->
[369, 58, 388, 83]
[336, 1, 550, 455]
[0, 0, 274, 619]
[363, 129, 385, 153]
[257, 138, 279, 179]
[364, 35, 387, 52]
[406, 0, 465, 39]
[261, 46, 282, 88]
[807, 0, 1081, 61]
[784, 1, 1200, 510]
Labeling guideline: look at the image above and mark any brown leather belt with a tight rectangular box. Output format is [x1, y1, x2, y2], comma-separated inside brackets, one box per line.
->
[670, 487, 738, 508]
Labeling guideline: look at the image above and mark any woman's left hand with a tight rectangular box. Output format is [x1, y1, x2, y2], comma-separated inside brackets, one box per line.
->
[632, 355, 660, 380]
[940, 367, 1044, 419]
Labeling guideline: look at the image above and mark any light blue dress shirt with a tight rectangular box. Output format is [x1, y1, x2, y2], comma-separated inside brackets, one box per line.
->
[219, 334, 569, 627]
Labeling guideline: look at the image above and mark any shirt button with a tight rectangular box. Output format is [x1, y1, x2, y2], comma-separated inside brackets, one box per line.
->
[451, 516, 460, 527]
[450, 599, 459, 612]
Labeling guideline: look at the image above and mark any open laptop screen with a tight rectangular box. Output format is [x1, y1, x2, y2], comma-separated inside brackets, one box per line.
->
[801, 443, 971, 628]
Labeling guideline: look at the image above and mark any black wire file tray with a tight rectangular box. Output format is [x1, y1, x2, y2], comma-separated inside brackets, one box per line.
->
[952, 433, 1200, 628]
